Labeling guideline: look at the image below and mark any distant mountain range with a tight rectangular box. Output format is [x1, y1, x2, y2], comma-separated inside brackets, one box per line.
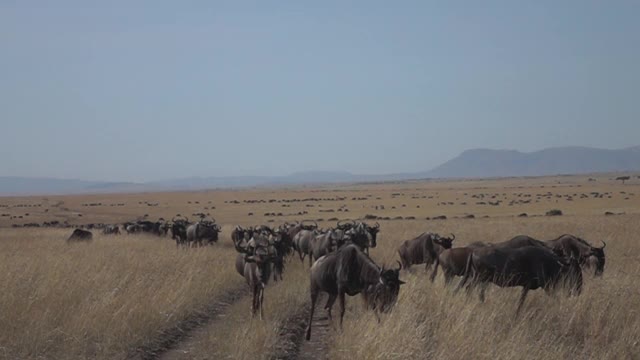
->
[427, 145, 640, 178]
[2, 145, 639, 195]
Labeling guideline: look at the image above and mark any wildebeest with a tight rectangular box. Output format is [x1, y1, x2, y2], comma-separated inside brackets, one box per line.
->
[235, 233, 275, 319]
[397, 233, 456, 272]
[293, 229, 317, 264]
[102, 225, 120, 235]
[291, 221, 318, 254]
[363, 221, 380, 252]
[270, 228, 291, 281]
[305, 244, 405, 340]
[171, 216, 190, 246]
[186, 219, 221, 247]
[67, 229, 93, 242]
[510, 234, 606, 276]
[274, 224, 295, 258]
[456, 246, 583, 315]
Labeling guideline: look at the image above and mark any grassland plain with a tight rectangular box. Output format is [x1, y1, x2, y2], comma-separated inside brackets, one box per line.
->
[0, 174, 639, 359]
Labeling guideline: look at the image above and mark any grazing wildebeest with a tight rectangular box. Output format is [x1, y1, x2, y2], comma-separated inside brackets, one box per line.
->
[235, 233, 275, 319]
[186, 220, 221, 247]
[456, 246, 583, 315]
[397, 233, 456, 272]
[102, 225, 120, 235]
[509, 234, 606, 276]
[67, 229, 93, 242]
[305, 244, 405, 340]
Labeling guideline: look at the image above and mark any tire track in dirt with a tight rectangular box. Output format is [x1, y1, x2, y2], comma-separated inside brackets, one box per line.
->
[129, 285, 248, 360]
[271, 294, 332, 360]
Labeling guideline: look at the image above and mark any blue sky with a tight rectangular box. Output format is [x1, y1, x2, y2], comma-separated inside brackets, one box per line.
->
[1, 1, 639, 182]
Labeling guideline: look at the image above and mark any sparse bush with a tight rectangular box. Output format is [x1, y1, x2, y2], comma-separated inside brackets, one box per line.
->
[545, 209, 563, 216]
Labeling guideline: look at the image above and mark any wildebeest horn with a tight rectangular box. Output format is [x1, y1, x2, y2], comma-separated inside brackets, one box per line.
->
[600, 240, 606, 249]
[375, 222, 380, 229]
[210, 217, 216, 224]
[450, 233, 456, 241]
[396, 260, 402, 271]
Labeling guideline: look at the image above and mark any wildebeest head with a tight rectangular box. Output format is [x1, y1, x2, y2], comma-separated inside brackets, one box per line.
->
[301, 220, 318, 231]
[364, 222, 380, 248]
[586, 240, 606, 276]
[433, 233, 455, 250]
[347, 223, 373, 249]
[367, 261, 406, 313]
[336, 219, 355, 231]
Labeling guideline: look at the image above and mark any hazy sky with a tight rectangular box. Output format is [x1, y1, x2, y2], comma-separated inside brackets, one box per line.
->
[2, 1, 639, 182]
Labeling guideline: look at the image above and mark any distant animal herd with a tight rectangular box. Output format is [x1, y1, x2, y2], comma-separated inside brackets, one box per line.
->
[61, 216, 607, 341]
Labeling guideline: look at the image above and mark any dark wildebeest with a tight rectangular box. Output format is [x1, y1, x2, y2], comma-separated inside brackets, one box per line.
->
[271, 228, 291, 281]
[363, 221, 380, 253]
[397, 233, 456, 272]
[274, 224, 295, 258]
[429, 237, 559, 284]
[305, 244, 405, 340]
[102, 225, 120, 235]
[235, 233, 275, 319]
[509, 234, 606, 277]
[67, 229, 93, 242]
[456, 246, 583, 316]
[171, 217, 190, 247]
[186, 220, 221, 247]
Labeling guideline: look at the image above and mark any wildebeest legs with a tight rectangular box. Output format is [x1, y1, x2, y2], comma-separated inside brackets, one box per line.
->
[305, 289, 319, 340]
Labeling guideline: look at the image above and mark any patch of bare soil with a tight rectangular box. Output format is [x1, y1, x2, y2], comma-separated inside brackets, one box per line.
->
[271, 294, 332, 360]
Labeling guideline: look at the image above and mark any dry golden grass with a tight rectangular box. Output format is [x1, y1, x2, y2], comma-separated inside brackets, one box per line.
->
[0, 228, 240, 359]
[177, 260, 309, 360]
[332, 216, 640, 360]
[1, 174, 639, 359]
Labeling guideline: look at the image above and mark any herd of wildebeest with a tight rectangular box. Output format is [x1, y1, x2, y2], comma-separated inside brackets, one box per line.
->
[64, 216, 606, 341]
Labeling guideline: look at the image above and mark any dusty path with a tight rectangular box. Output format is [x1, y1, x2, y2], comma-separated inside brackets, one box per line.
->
[130, 285, 248, 360]
[271, 294, 332, 360]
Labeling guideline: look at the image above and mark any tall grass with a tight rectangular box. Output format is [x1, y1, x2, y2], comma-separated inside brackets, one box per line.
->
[331, 216, 640, 359]
[0, 228, 239, 359]
[1, 202, 638, 359]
